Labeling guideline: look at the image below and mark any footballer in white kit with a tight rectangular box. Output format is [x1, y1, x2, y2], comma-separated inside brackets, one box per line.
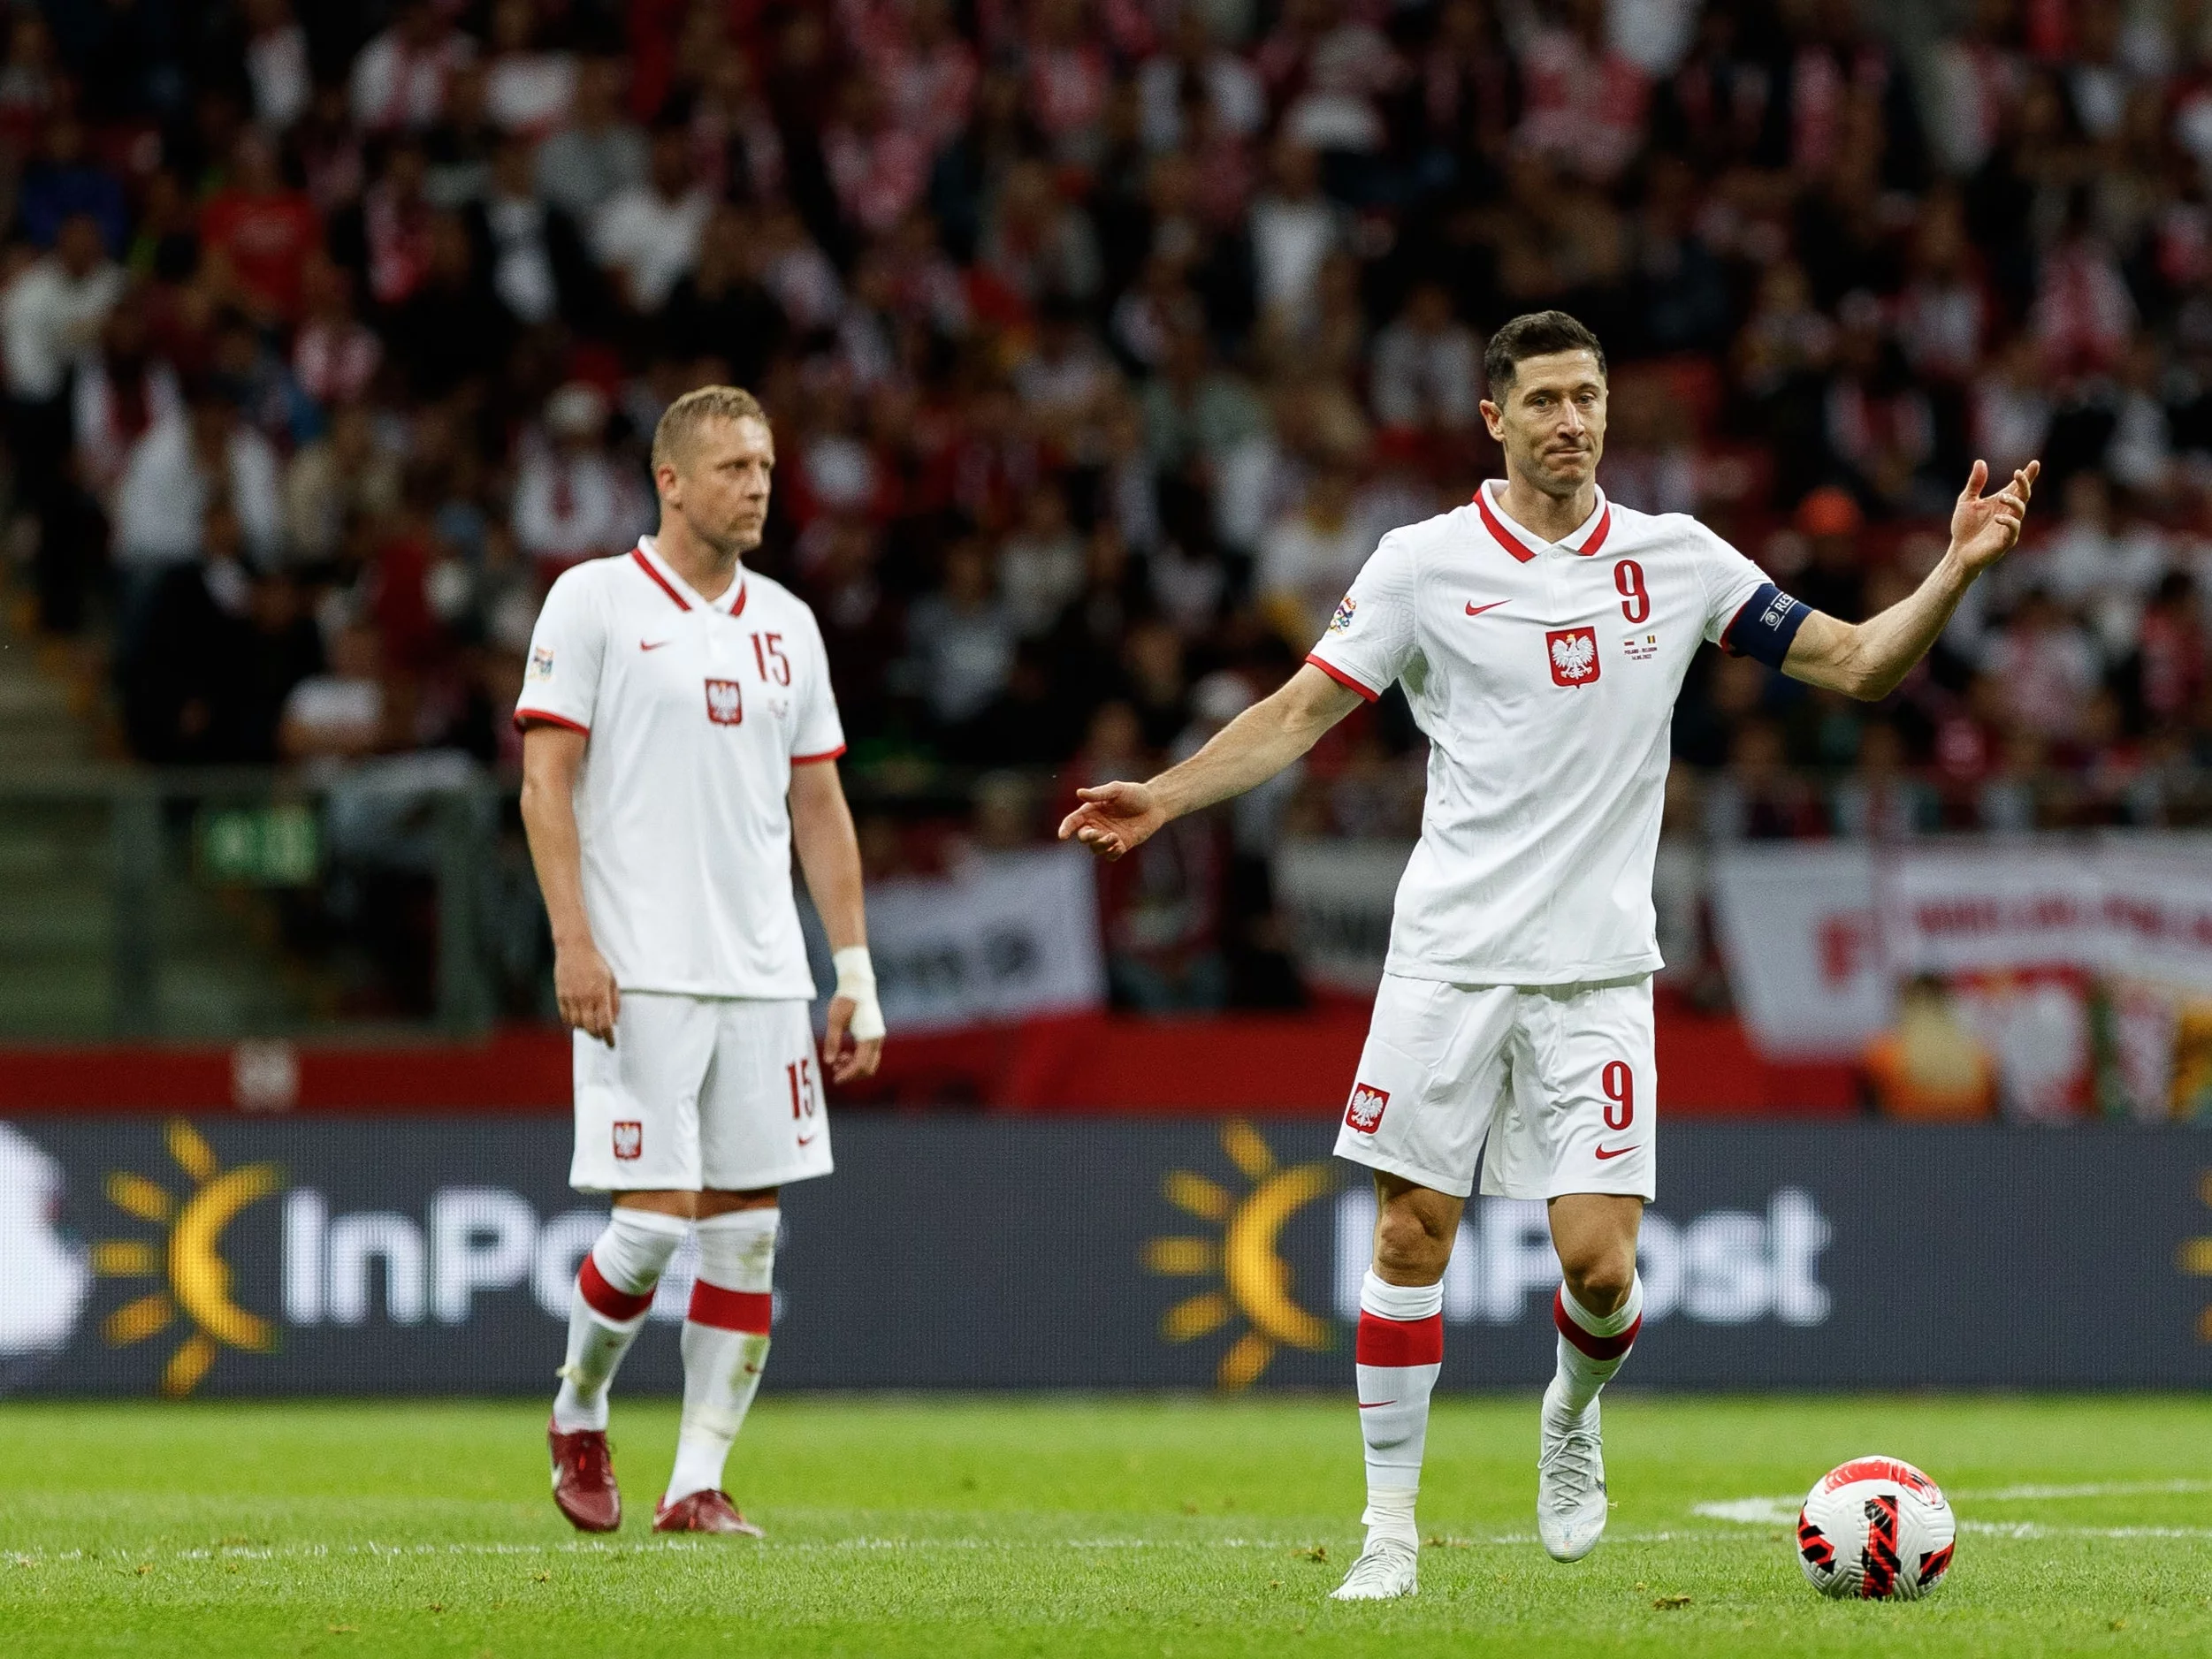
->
[517, 386, 884, 1537]
[1062, 312, 2037, 1601]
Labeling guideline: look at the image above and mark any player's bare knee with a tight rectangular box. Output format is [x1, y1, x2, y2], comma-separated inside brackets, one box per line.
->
[1560, 1248, 1636, 1316]
[1371, 1183, 1458, 1284]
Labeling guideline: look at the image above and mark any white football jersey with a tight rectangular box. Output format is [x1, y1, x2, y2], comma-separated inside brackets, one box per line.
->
[515, 537, 846, 999]
[1307, 481, 1772, 985]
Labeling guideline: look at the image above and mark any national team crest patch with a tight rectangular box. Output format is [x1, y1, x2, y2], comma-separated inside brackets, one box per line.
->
[612, 1121, 643, 1161]
[527, 645, 554, 681]
[1329, 593, 1357, 633]
[1345, 1083, 1389, 1134]
[1546, 627, 1599, 686]
[704, 678, 744, 725]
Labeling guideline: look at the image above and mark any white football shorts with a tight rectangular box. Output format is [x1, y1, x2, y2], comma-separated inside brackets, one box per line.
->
[1333, 972, 1656, 1202]
[570, 992, 832, 1194]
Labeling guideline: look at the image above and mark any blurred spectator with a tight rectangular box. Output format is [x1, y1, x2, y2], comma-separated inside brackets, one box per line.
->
[113, 385, 283, 595]
[535, 57, 646, 229]
[1369, 282, 1479, 435]
[351, 1, 477, 134]
[1985, 589, 2101, 743]
[1865, 975, 1999, 1121]
[279, 620, 389, 761]
[593, 124, 713, 314]
[201, 130, 321, 326]
[4, 212, 120, 629]
[904, 539, 1015, 737]
[484, 0, 576, 139]
[1247, 139, 1339, 339]
[241, 0, 310, 133]
[1256, 456, 1367, 651]
[511, 383, 647, 575]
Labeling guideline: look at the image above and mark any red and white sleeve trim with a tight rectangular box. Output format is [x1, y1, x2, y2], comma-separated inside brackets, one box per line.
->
[515, 708, 590, 735]
[1303, 653, 1382, 703]
[790, 744, 848, 765]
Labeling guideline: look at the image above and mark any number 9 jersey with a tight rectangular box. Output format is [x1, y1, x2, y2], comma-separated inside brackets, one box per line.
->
[1308, 483, 1801, 1201]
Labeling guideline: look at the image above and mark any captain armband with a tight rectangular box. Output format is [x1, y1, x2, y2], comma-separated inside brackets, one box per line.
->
[1720, 582, 1811, 669]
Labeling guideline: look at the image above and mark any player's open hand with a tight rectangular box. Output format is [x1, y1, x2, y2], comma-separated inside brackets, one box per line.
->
[1058, 780, 1166, 861]
[1949, 458, 2039, 575]
[822, 994, 882, 1084]
[554, 940, 620, 1044]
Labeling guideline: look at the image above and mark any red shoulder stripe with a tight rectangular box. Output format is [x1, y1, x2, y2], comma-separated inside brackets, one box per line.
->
[515, 708, 589, 735]
[1304, 652, 1382, 702]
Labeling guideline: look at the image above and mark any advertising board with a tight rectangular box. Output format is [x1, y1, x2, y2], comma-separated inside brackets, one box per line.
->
[4, 1116, 2208, 1395]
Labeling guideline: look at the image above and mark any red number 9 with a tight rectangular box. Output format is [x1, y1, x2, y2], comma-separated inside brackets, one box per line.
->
[1614, 559, 1650, 624]
[1601, 1061, 1634, 1130]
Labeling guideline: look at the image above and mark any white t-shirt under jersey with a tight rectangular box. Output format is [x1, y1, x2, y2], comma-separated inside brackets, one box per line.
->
[515, 537, 846, 1000]
[1306, 482, 1770, 986]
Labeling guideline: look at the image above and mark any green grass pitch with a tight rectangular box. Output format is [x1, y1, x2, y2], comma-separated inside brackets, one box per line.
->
[3, 1396, 2210, 1657]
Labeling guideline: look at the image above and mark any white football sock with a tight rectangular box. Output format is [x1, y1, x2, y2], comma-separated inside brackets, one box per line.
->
[552, 1207, 690, 1433]
[1354, 1269, 1445, 1549]
[666, 1208, 778, 1503]
[1550, 1274, 1644, 1419]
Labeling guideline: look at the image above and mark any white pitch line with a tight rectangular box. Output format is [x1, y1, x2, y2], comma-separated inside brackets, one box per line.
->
[1696, 1478, 2212, 1530]
[1962, 1479, 2212, 1502]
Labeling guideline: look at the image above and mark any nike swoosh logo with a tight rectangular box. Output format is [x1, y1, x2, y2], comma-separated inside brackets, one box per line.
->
[1594, 1144, 1636, 1161]
[639, 639, 674, 651]
[1356, 1401, 1397, 1410]
[797, 1133, 819, 1146]
[1465, 599, 1509, 617]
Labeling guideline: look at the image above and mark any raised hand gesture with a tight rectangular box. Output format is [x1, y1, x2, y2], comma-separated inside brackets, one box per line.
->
[1949, 458, 2040, 576]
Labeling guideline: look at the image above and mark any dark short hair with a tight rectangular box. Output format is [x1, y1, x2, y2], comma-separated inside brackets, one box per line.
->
[1484, 310, 1606, 394]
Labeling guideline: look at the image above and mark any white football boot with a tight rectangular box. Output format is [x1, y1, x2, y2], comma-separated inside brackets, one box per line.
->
[1536, 1379, 1609, 1562]
[1329, 1536, 1419, 1601]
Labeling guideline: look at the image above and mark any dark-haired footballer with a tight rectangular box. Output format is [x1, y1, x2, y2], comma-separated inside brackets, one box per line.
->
[1060, 311, 2037, 1600]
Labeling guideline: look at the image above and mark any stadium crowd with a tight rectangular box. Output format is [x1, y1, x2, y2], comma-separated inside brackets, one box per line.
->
[7, 0, 2212, 1010]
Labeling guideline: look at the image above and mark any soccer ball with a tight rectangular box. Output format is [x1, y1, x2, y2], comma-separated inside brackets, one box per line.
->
[1795, 1456, 1956, 1600]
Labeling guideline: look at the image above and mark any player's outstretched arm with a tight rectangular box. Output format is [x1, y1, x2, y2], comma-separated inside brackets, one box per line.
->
[519, 723, 621, 1044]
[789, 758, 884, 1084]
[1782, 459, 2039, 702]
[1057, 663, 1366, 860]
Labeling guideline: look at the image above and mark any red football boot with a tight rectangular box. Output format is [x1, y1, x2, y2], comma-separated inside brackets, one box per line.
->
[548, 1419, 622, 1533]
[652, 1490, 765, 1536]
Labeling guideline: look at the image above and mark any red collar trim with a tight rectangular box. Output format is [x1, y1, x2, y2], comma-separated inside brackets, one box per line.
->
[1572, 504, 1613, 557]
[1471, 484, 1613, 559]
[1472, 484, 1537, 563]
[630, 544, 751, 615]
[631, 546, 690, 611]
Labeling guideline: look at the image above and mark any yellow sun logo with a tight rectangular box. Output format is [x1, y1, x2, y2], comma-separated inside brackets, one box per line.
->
[94, 1120, 282, 1395]
[1144, 1120, 1339, 1388]
[2181, 1169, 2212, 1343]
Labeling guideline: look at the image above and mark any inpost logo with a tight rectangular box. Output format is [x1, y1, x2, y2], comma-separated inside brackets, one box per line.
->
[1144, 1121, 1340, 1389]
[95, 1120, 282, 1395]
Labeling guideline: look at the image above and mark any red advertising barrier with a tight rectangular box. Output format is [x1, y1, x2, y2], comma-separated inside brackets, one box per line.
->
[0, 996, 1856, 1116]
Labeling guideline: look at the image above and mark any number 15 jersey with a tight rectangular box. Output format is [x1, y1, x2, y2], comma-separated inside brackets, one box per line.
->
[515, 537, 846, 1000]
[1305, 482, 1778, 986]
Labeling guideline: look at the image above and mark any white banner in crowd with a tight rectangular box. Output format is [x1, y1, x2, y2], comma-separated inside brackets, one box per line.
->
[1712, 834, 2212, 1059]
[1271, 839, 1414, 993]
[848, 847, 1107, 1031]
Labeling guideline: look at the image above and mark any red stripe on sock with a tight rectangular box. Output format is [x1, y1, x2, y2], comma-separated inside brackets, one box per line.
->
[1553, 1287, 1641, 1361]
[1354, 1309, 1443, 1366]
[578, 1252, 653, 1321]
[688, 1281, 773, 1333]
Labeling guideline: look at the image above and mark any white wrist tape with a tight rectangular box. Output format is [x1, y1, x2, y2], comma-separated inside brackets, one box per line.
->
[832, 946, 886, 1042]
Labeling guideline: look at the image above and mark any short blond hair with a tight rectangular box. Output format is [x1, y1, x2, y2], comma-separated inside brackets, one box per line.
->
[651, 384, 769, 473]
